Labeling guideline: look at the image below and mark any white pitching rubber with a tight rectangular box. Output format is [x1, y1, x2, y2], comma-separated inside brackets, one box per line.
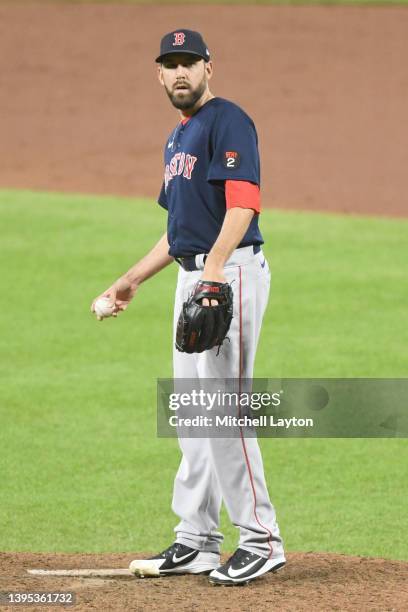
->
[27, 569, 132, 577]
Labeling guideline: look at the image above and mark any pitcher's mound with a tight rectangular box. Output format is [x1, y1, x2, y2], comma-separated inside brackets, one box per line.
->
[1, 551, 407, 611]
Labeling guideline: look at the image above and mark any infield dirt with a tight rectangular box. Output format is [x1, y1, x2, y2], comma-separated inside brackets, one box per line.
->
[1, 3, 407, 216]
[1, 551, 408, 611]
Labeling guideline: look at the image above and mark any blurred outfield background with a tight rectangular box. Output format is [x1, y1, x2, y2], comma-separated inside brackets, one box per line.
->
[0, 189, 407, 559]
[0, 0, 407, 562]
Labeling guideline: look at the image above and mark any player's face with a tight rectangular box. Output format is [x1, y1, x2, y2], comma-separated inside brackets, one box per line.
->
[158, 54, 213, 111]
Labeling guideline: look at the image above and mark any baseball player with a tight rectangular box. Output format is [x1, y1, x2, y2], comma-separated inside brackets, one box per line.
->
[91, 29, 285, 586]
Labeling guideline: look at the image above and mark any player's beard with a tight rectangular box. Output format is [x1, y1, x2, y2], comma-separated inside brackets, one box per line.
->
[166, 75, 207, 111]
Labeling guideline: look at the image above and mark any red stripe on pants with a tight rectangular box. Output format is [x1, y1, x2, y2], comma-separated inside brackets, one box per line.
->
[237, 265, 273, 559]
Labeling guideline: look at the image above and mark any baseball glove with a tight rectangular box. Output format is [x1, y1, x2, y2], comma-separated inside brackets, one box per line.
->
[176, 280, 234, 354]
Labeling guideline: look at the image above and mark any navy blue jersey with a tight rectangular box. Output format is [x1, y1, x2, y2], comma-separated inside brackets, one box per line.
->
[158, 97, 264, 258]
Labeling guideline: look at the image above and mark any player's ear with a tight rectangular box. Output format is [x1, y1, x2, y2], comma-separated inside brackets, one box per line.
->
[157, 64, 164, 86]
[205, 60, 213, 81]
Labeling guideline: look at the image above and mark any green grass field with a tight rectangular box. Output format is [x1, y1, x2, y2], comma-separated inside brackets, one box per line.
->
[0, 190, 407, 560]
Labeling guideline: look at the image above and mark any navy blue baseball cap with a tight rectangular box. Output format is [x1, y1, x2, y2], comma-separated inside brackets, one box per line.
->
[156, 29, 210, 63]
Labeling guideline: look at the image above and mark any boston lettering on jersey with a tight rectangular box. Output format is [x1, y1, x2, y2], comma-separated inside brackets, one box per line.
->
[165, 153, 198, 189]
[158, 97, 264, 258]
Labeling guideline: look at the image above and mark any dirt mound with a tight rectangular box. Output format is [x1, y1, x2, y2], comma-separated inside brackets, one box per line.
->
[0, 3, 407, 216]
[1, 551, 407, 611]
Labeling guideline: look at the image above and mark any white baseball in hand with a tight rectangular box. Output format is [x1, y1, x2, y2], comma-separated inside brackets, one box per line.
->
[94, 297, 114, 319]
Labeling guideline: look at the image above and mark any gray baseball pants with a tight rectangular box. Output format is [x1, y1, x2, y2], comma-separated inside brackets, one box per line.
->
[172, 246, 284, 559]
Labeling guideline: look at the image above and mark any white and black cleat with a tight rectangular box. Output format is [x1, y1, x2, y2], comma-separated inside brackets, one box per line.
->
[129, 543, 220, 577]
[208, 548, 286, 586]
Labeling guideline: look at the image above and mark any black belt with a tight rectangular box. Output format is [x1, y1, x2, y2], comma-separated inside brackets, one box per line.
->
[175, 245, 261, 272]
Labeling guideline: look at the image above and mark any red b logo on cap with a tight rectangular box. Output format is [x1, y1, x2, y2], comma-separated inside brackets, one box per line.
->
[173, 32, 186, 46]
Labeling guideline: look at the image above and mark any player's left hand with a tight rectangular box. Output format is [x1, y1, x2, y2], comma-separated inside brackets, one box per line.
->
[200, 267, 226, 306]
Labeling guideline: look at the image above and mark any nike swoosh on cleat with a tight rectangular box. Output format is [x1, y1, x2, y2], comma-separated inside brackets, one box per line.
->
[172, 551, 198, 564]
[261, 259, 266, 268]
[227, 558, 261, 578]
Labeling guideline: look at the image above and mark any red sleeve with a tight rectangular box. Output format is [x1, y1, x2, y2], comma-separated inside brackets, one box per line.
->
[225, 180, 261, 214]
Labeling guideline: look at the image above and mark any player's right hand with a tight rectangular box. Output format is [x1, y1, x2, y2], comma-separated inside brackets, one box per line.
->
[91, 276, 138, 320]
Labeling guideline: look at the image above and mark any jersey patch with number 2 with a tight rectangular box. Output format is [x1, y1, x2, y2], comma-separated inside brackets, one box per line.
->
[223, 151, 241, 169]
